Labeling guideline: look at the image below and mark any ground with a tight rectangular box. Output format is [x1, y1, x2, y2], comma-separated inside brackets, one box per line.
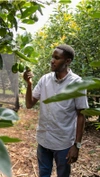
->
[0, 108, 100, 177]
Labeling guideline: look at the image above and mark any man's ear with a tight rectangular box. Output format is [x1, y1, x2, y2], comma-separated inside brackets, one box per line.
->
[66, 58, 72, 65]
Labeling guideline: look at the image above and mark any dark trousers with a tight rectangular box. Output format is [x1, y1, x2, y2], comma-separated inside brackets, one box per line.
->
[37, 144, 71, 177]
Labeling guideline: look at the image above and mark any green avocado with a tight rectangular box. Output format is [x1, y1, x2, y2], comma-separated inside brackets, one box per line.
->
[12, 63, 19, 73]
[19, 63, 24, 73]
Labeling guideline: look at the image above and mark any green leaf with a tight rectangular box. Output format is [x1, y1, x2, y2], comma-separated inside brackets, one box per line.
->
[14, 50, 37, 64]
[59, 0, 71, 3]
[94, 123, 100, 130]
[7, 13, 17, 30]
[19, 26, 26, 30]
[43, 78, 100, 104]
[0, 140, 12, 177]
[32, 14, 38, 22]
[13, 16, 18, 31]
[23, 44, 34, 54]
[0, 108, 19, 121]
[0, 136, 21, 143]
[21, 6, 38, 18]
[62, 78, 100, 93]
[0, 27, 6, 37]
[0, 35, 12, 45]
[23, 44, 39, 58]
[0, 120, 13, 128]
[0, 13, 7, 20]
[22, 19, 35, 24]
[90, 12, 100, 18]
[90, 61, 100, 67]
[43, 92, 85, 104]
[81, 108, 100, 116]
[38, 6, 43, 15]
[18, 1, 25, 8]
[28, 58, 38, 64]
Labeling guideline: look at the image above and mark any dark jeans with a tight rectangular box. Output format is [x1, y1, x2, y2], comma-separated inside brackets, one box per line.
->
[37, 144, 71, 177]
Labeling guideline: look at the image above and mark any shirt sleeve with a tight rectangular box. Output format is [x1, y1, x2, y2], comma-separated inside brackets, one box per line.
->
[75, 89, 89, 109]
[32, 78, 42, 100]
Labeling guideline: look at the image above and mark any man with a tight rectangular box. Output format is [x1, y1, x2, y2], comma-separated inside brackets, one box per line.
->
[23, 44, 89, 177]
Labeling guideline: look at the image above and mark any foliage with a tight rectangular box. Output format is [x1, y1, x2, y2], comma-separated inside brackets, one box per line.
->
[0, 0, 45, 66]
[0, 1, 57, 176]
[0, 140, 11, 177]
[0, 108, 20, 177]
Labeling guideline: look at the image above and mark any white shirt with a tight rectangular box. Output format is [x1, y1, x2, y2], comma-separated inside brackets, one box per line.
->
[32, 69, 89, 150]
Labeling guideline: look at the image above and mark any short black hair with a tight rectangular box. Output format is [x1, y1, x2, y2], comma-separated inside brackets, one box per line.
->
[56, 44, 75, 60]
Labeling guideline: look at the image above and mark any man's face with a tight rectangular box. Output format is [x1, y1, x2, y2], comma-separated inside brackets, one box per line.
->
[51, 48, 67, 72]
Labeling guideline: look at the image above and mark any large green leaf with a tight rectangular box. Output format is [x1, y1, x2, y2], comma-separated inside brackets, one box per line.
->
[43, 92, 85, 104]
[0, 108, 19, 121]
[0, 140, 12, 177]
[43, 78, 100, 104]
[81, 108, 100, 116]
[0, 120, 13, 128]
[0, 136, 21, 143]
[62, 78, 100, 93]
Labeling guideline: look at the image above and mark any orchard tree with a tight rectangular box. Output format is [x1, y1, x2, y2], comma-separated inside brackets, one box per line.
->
[0, 0, 58, 71]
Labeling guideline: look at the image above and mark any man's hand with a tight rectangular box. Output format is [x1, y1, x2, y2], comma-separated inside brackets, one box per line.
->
[66, 145, 79, 164]
[23, 70, 33, 84]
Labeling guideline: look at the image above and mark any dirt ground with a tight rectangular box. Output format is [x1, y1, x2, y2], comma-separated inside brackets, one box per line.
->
[0, 108, 100, 177]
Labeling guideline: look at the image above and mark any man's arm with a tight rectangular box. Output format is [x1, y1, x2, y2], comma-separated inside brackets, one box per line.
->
[75, 109, 85, 143]
[26, 82, 38, 109]
[23, 70, 38, 109]
[66, 109, 85, 164]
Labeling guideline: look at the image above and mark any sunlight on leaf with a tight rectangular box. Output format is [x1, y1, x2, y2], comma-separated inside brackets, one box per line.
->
[0, 108, 19, 121]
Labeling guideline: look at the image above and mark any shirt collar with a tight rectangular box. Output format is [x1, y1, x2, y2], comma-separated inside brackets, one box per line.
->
[52, 69, 72, 83]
